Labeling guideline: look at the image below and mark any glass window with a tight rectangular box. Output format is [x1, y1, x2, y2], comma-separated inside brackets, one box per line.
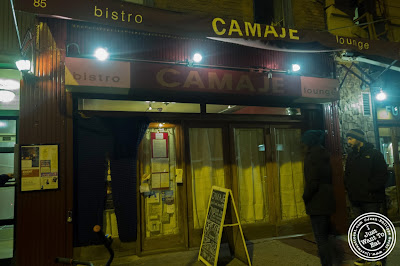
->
[234, 128, 269, 224]
[275, 128, 306, 221]
[189, 128, 225, 229]
[78, 99, 200, 113]
[0, 225, 13, 259]
[0, 153, 14, 174]
[0, 120, 17, 148]
[207, 104, 301, 115]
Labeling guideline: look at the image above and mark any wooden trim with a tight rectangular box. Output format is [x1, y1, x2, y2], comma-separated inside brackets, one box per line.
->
[65, 92, 74, 258]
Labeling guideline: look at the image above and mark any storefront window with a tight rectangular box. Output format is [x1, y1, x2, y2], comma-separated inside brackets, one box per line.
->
[139, 127, 180, 237]
[275, 128, 306, 221]
[207, 104, 301, 115]
[379, 127, 399, 219]
[189, 128, 225, 229]
[234, 128, 269, 224]
[78, 99, 200, 113]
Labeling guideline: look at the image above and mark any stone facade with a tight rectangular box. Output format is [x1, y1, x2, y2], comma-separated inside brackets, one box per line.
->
[336, 64, 376, 154]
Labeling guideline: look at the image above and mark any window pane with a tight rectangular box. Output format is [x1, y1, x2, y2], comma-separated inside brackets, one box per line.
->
[207, 104, 300, 115]
[275, 128, 306, 221]
[234, 128, 269, 224]
[0, 120, 16, 148]
[78, 99, 200, 113]
[0, 187, 14, 220]
[189, 128, 225, 229]
[0, 225, 13, 259]
[0, 153, 14, 174]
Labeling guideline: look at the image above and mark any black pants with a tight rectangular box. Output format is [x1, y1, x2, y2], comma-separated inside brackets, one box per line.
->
[310, 215, 333, 266]
[350, 201, 387, 265]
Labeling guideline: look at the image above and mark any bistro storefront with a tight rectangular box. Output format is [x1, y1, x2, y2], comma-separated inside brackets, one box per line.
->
[12, 1, 352, 265]
[66, 40, 339, 254]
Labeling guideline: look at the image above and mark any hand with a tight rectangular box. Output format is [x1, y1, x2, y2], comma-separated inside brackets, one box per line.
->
[7, 173, 14, 178]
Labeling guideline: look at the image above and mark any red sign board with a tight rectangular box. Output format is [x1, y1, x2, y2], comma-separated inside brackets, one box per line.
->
[131, 61, 301, 97]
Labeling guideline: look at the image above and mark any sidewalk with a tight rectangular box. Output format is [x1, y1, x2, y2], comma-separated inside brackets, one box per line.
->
[94, 229, 400, 266]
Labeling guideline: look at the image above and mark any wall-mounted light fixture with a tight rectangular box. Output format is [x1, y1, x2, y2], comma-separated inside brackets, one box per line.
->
[15, 59, 31, 72]
[376, 89, 387, 101]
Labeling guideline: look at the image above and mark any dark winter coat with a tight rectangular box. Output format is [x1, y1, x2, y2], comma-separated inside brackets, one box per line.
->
[344, 143, 388, 203]
[303, 146, 336, 215]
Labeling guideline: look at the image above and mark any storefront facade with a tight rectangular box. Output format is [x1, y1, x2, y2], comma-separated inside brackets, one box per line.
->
[13, 1, 349, 265]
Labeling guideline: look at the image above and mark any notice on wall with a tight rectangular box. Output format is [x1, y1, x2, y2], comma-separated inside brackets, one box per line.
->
[20, 145, 59, 192]
[151, 158, 169, 173]
[151, 132, 168, 158]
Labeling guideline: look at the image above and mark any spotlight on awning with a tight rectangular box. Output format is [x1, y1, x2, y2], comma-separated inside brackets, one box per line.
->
[94, 48, 109, 61]
[291, 64, 301, 72]
[193, 53, 202, 63]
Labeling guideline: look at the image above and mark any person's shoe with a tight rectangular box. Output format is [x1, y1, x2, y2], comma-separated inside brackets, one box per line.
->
[353, 258, 371, 265]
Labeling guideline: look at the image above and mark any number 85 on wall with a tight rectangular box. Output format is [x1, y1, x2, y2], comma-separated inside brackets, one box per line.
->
[33, 0, 47, 8]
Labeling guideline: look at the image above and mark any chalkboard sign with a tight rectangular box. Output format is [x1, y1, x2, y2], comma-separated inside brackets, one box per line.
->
[198, 187, 229, 266]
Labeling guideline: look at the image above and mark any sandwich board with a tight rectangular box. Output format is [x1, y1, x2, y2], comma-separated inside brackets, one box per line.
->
[198, 186, 251, 266]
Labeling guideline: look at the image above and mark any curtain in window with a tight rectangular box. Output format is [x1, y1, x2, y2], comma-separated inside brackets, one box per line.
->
[189, 128, 225, 229]
[275, 128, 306, 221]
[235, 128, 268, 224]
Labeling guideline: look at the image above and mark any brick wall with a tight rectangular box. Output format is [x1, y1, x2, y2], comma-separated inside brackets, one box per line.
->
[154, 0, 254, 21]
[336, 64, 376, 153]
[293, 0, 326, 30]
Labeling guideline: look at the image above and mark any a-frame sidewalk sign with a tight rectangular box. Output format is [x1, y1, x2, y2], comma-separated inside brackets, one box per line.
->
[198, 186, 251, 266]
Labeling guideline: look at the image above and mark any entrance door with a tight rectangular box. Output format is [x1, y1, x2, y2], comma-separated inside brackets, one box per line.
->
[138, 123, 186, 252]
[379, 127, 400, 220]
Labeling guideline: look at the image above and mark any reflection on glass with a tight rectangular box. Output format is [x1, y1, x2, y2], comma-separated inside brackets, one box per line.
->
[189, 128, 225, 229]
[0, 154, 14, 174]
[0, 225, 13, 259]
[0, 120, 16, 148]
[234, 128, 269, 224]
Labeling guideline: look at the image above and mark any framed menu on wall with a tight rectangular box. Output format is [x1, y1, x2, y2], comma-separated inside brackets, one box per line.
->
[20, 144, 59, 192]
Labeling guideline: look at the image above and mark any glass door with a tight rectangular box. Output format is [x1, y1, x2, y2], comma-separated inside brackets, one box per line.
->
[379, 127, 400, 221]
[138, 123, 185, 251]
[0, 118, 17, 262]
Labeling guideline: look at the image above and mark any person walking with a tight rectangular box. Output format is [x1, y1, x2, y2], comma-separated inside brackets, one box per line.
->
[344, 129, 388, 266]
[302, 130, 338, 266]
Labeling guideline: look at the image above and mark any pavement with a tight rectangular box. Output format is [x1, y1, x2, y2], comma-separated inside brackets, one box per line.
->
[93, 227, 400, 266]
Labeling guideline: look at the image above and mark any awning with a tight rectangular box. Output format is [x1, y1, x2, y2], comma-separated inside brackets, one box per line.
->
[14, 0, 400, 61]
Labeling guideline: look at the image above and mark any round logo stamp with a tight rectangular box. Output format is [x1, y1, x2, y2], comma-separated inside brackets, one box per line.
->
[348, 212, 396, 261]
